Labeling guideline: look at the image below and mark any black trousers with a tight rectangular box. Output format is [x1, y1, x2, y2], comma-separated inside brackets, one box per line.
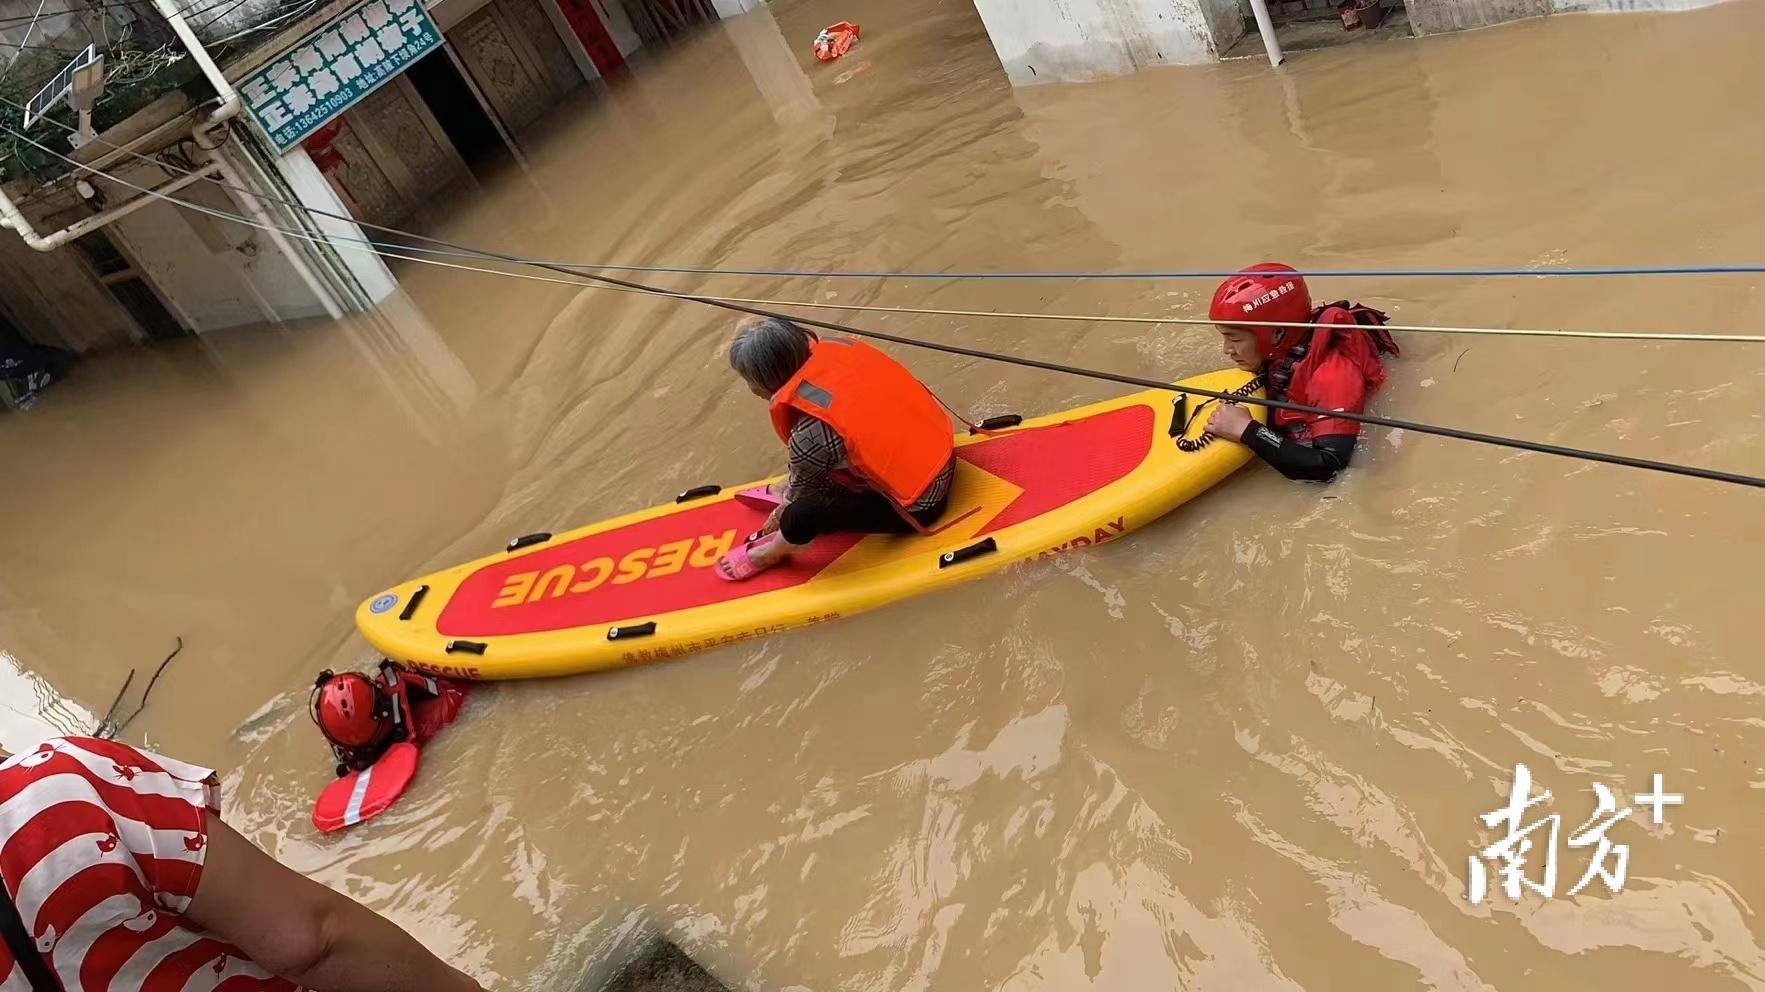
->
[778, 489, 948, 545]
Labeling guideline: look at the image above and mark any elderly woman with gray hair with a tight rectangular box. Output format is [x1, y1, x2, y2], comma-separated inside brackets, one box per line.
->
[718, 317, 957, 580]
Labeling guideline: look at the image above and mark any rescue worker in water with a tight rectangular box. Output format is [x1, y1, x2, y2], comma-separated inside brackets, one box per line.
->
[1204, 263, 1399, 481]
[717, 317, 956, 580]
[312, 661, 459, 774]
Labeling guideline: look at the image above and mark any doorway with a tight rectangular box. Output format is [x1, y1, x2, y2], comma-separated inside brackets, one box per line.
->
[404, 48, 513, 174]
[72, 231, 190, 342]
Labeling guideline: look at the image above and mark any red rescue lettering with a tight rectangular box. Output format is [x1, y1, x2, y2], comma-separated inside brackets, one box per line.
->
[410, 661, 482, 679]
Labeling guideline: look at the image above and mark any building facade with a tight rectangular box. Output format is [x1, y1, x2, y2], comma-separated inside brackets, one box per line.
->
[0, 0, 713, 353]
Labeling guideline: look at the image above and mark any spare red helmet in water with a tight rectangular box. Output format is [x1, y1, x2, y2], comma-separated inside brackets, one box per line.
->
[1209, 262, 1313, 360]
[312, 671, 392, 750]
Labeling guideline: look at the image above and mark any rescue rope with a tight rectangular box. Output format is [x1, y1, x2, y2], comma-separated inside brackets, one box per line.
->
[388, 262, 1765, 281]
[427, 261, 1765, 280]
[1173, 377, 1265, 453]
[503, 291, 1765, 344]
[11, 104, 1762, 345]
[357, 246, 1765, 357]
[5, 119, 1763, 491]
[22, 100, 1751, 281]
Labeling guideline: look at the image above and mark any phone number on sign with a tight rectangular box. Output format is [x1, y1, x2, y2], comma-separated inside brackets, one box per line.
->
[269, 38, 439, 146]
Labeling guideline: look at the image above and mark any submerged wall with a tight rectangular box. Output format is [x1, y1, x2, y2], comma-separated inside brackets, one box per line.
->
[1408, 0, 1730, 34]
[1406, 0, 1546, 32]
[111, 181, 334, 334]
[971, 0, 1245, 85]
[0, 143, 355, 349]
[976, 0, 1730, 79]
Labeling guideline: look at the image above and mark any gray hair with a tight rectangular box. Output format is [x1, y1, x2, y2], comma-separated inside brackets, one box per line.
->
[728, 317, 816, 395]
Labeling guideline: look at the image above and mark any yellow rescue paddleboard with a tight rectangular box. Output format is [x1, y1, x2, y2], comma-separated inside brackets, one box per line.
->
[357, 368, 1263, 680]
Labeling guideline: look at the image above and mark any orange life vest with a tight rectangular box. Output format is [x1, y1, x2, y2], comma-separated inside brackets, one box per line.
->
[769, 339, 953, 507]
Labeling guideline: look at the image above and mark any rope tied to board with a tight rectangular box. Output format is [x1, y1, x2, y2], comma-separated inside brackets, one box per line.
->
[1173, 377, 1267, 453]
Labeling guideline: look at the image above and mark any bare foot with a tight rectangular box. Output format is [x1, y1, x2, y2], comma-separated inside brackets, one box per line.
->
[747, 533, 795, 569]
[715, 532, 799, 580]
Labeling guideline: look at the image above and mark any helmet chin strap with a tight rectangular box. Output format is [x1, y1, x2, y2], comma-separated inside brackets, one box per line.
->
[308, 670, 335, 729]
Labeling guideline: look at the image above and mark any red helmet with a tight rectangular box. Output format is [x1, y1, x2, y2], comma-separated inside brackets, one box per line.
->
[312, 671, 392, 750]
[1209, 262, 1313, 360]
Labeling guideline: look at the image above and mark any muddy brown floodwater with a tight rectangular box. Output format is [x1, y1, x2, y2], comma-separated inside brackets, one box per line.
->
[5, 0, 1765, 986]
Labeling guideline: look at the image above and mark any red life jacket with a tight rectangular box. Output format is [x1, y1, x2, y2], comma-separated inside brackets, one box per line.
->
[379, 664, 464, 748]
[769, 339, 954, 507]
[1268, 302, 1399, 443]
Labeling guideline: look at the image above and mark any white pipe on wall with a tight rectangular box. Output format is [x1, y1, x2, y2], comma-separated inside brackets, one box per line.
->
[149, 0, 241, 127]
[211, 141, 345, 320]
[0, 164, 223, 251]
[1247, 0, 1285, 66]
[0, 0, 243, 252]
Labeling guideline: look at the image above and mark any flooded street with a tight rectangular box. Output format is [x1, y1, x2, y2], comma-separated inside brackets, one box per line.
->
[5, 0, 1765, 986]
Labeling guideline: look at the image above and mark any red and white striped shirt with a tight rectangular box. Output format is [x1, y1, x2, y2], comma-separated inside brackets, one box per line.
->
[0, 737, 296, 992]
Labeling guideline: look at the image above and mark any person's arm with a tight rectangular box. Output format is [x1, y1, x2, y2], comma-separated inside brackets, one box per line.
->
[185, 811, 484, 992]
[780, 417, 844, 505]
[1240, 425, 1357, 482]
